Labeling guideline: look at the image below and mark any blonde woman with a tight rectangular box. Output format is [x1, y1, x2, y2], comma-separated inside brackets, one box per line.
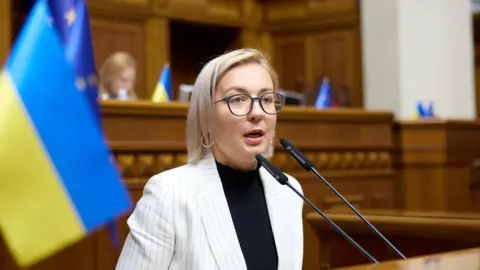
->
[99, 51, 137, 100]
[116, 49, 304, 270]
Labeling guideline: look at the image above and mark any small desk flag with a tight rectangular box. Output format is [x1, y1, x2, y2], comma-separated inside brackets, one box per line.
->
[0, 1, 132, 267]
[315, 78, 333, 109]
[152, 64, 172, 102]
[48, 0, 100, 122]
[413, 100, 435, 119]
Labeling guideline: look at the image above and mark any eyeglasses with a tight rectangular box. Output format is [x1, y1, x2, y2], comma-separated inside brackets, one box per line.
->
[214, 92, 285, 116]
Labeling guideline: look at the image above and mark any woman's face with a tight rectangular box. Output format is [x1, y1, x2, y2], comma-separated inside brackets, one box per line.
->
[211, 62, 277, 171]
[110, 66, 136, 93]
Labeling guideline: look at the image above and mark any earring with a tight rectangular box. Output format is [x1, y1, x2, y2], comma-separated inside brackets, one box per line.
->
[201, 134, 214, 148]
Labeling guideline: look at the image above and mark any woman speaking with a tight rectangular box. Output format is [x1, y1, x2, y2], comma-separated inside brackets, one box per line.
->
[116, 48, 304, 270]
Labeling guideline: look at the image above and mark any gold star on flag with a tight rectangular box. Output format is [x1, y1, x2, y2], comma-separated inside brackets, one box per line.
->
[64, 8, 76, 26]
[47, 17, 54, 27]
[76, 77, 86, 91]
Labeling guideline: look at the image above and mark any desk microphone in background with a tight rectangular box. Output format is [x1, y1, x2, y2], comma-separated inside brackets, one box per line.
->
[255, 154, 379, 264]
[279, 138, 407, 260]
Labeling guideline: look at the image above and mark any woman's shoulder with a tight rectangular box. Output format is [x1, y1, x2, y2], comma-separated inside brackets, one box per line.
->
[284, 173, 303, 192]
[142, 163, 201, 196]
[279, 173, 304, 209]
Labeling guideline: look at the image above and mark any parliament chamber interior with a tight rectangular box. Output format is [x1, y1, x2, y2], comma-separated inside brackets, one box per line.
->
[2, 0, 480, 269]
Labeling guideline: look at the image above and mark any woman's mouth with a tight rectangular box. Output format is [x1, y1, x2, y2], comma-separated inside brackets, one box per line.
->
[244, 130, 265, 146]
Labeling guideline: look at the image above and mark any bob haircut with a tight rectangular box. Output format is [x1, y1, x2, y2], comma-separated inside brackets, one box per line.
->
[186, 48, 279, 164]
[99, 51, 137, 98]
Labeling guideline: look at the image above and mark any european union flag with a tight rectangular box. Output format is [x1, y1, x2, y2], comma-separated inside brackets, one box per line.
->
[48, 0, 119, 246]
[48, 0, 99, 121]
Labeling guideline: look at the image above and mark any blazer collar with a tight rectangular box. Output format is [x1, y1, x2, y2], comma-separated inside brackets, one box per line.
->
[196, 153, 294, 270]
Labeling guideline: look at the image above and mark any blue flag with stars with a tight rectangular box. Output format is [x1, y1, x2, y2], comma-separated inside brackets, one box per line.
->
[47, 0, 99, 122]
[47, 0, 119, 247]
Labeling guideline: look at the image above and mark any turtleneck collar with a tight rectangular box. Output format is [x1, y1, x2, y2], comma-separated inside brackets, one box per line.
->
[215, 160, 262, 190]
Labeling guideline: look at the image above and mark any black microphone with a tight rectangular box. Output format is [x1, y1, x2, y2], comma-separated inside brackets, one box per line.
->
[279, 138, 407, 260]
[255, 154, 379, 264]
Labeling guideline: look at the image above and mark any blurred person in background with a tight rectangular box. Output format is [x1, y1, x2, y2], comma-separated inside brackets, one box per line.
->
[99, 51, 137, 100]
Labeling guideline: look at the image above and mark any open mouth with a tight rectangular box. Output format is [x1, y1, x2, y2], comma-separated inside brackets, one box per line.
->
[244, 130, 265, 138]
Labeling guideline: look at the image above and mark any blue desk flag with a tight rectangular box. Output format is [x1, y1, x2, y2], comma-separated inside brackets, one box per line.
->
[0, 1, 132, 267]
[315, 78, 333, 109]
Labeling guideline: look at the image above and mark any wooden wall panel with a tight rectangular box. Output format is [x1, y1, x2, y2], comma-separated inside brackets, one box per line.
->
[265, 0, 363, 106]
[90, 17, 146, 97]
[310, 27, 363, 107]
[239, 29, 273, 59]
[0, 0, 11, 64]
[263, 0, 359, 30]
[155, 0, 242, 26]
[144, 18, 169, 99]
[274, 36, 307, 92]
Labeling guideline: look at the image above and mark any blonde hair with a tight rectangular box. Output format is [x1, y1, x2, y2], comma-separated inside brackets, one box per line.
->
[186, 48, 279, 164]
[99, 51, 137, 98]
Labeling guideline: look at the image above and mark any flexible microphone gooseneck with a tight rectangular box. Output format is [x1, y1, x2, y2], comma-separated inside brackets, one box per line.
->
[279, 138, 407, 260]
[255, 154, 379, 264]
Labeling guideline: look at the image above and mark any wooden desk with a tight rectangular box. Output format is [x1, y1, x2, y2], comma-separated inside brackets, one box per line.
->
[337, 248, 480, 270]
[306, 210, 480, 269]
[103, 101, 396, 270]
[0, 101, 396, 270]
[393, 120, 480, 212]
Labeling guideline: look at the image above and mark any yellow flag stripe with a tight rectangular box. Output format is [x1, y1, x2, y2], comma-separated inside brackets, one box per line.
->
[0, 72, 85, 266]
[152, 84, 169, 103]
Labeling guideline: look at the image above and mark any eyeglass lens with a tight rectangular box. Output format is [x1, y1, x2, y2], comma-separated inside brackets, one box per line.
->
[228, 93, 284, 116]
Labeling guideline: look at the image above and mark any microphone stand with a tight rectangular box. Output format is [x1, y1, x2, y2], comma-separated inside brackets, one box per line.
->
[284, 181, 379, 264]
[279, 138, 407, 260]
[310, 167, 407, 259]
[255, 154, 379, 264]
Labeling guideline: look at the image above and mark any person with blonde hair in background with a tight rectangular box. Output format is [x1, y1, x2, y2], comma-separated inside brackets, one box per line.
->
[115, 48, 304, 270]
[99, 51, 137, 100]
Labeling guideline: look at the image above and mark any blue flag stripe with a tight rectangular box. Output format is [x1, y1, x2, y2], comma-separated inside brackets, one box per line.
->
[6, 4, 131, 232]
[159, 65, 172, 100]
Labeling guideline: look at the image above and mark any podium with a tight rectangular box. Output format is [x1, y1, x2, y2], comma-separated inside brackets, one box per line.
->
[306, 209, 480, 269]
[337, 248, 480, 269]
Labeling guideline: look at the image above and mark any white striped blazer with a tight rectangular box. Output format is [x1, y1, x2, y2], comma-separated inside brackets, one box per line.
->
[116, 153, 304, 270]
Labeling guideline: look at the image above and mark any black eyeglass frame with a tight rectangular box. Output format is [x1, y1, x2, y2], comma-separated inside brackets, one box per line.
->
[213, 92, 286, 116]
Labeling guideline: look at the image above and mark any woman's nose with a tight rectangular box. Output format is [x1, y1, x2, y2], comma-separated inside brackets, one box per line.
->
[248, 101, 265, 119]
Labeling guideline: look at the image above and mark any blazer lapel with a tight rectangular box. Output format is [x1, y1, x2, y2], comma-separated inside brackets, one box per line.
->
[260, 168, 295, 270]
[196, 154, 247, 270]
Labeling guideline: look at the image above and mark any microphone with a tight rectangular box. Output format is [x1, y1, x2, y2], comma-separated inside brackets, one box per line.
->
[279, 138, 407, 260]
[255, 154, 379, 264]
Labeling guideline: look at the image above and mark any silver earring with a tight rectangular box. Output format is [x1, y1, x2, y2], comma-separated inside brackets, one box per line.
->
[201, 134, 214, 148]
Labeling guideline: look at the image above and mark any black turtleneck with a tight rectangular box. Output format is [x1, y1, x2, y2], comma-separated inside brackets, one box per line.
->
[215, 161, 278, 270]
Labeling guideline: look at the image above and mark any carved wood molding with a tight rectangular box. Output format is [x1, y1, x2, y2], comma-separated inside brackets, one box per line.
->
[88, 0, 155, 21]
[263, 0, 359, 33]
[113, 149, 392, 179]
[87, 0, 359, 30]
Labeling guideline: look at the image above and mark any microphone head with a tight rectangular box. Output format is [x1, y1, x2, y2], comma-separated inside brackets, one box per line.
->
[279, 138, 314, 171]
[279, 138, 289, 148]
[255, 154, 288, 185]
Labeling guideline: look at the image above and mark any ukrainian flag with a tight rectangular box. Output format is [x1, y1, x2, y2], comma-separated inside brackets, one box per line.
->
[151, 64, 172, 102]
[413, 100, 426, 119]
[0, 1, 131, 267]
